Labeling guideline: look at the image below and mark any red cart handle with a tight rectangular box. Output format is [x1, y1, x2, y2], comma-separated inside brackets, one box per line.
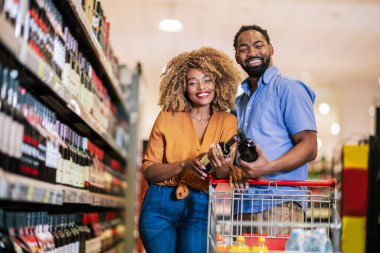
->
[210, 178, 336, 188]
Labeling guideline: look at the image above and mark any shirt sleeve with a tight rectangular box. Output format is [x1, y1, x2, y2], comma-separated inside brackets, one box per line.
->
[141, 111, 166, 173]
[280, 80, 317, 136]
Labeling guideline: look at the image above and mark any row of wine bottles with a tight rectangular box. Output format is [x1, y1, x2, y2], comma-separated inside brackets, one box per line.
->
[0, 62, 126, 196]
[80, 0, 119, 74]
[0, 0, 129, 144]
[0, 209, 126, 253]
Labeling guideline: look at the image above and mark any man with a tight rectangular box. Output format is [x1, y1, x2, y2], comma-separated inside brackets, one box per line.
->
[230, 25, 318, 234]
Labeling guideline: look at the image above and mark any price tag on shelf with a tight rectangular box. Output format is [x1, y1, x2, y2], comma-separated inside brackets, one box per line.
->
[65, 189, 78, 203]
[53, 190, 64, 205]
[78, 191, 90, 204]
[0, 170, 8, 199]
[27, 186, 34, 201]
[37, 60, 45, 79]
[44, 190, 50, 203]
[92, 194, 102, 206]
[32, 187, 46, 203]
[11, 182, 29, 201]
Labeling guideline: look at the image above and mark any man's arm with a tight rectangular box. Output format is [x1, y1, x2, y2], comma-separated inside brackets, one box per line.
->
[239, 130, 317, 179]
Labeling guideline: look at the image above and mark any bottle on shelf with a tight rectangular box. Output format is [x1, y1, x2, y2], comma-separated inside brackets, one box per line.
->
[0, 209, 15, 253]
[0, 66, 12, 172]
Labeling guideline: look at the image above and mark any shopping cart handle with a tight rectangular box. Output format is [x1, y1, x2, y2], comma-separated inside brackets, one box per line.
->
[210, 178, 336, 188]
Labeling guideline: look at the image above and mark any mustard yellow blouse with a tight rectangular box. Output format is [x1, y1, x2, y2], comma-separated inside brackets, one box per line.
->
[141, 111, 237, 192]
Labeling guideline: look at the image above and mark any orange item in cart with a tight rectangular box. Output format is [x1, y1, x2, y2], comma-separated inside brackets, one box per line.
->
[215, 234, 230, 252]
[230, 236, 250, 252]
[251, 236, 269, 253]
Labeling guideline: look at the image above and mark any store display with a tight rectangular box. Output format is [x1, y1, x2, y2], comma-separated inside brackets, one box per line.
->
[0, 0, 133, 252]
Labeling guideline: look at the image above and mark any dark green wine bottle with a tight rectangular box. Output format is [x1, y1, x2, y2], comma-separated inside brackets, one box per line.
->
[237, 128, 258, 162]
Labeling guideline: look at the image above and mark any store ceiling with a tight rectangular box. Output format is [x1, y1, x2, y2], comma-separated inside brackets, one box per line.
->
[102, 0, 380, 90]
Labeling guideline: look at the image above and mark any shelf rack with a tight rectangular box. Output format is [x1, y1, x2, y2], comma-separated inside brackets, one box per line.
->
[0, 17, 128, 161]
[53, 0, 129, 117]
[0, 170, 127, 208]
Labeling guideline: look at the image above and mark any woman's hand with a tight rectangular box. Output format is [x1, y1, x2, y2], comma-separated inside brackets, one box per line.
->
[229, 166, 249, 189]
[180, 153, 208, 179]
[208, 144, 236, 178]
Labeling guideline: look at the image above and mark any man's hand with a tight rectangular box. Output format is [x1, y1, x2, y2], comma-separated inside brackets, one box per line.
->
[238, 145, 273, 179]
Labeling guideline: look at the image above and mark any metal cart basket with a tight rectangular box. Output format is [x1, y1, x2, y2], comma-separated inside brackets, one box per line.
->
[207, 178, 341, 252]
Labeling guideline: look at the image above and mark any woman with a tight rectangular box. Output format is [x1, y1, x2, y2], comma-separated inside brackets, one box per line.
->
[139, 47, 240, 253]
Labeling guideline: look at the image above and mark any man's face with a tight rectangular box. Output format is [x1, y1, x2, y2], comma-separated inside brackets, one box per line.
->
[235, 30, 273, 78]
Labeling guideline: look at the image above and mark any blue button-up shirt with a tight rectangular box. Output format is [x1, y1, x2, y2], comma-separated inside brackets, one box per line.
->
[235, 65, 317, 213]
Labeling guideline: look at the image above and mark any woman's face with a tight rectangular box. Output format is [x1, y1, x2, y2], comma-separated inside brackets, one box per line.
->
[185, 68, 215, 108]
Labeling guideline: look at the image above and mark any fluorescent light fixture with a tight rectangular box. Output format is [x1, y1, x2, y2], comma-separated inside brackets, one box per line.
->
[318, 102, 330, 115]
[159, 19, 183, 32]
[330, 123, 341, 135]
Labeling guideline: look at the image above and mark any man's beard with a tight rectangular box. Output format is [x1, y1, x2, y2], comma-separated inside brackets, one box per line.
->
[241, 56, 270, 78]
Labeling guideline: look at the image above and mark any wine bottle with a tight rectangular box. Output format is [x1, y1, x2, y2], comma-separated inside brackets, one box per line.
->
[0, 209, 15, 253]
[202, 134, 238, 174]
[237, 128, 258, 162]
[0, 67, 12, 171]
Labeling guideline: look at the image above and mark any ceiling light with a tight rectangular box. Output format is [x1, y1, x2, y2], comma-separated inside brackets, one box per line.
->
[159, 19, 183, 32]
[318, 103, 330, 115]
[330, 123, 341, 135]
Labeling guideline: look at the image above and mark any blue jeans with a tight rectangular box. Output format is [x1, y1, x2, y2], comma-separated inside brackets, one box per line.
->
[139, 184, 208, 253]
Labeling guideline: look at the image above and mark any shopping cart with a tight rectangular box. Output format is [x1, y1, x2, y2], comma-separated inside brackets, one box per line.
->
[207, 178, 341, 252]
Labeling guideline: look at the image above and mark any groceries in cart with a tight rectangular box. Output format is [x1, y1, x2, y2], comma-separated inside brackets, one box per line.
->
[214, 234, 270, 252]
[251, 236, 269, 252]
[207, 178, 341, 252]
[215, 234, 230, 252]
[285, 228, 333, 252]
[230, 235, 250, 252]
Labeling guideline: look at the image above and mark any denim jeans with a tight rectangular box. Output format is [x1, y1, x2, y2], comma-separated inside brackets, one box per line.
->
[139, 184, 208, 253]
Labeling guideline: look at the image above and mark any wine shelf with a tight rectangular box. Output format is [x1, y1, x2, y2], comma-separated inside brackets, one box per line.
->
[53, 0, 129, 117]
[0, 17, 128, 161]
[0, 170, 128, 208]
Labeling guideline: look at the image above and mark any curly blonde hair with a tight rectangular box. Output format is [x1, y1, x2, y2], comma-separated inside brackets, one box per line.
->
[158, 47, 241, 113]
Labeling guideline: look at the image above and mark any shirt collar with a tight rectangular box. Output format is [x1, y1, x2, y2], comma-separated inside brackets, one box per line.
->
[241, 65, 279, 96]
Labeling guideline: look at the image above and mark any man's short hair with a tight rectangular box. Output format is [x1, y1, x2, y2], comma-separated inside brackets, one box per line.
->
[233, 25, 271, 49]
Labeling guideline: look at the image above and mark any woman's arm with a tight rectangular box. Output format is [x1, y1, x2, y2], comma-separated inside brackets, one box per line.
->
[144, 155, 208, 183]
